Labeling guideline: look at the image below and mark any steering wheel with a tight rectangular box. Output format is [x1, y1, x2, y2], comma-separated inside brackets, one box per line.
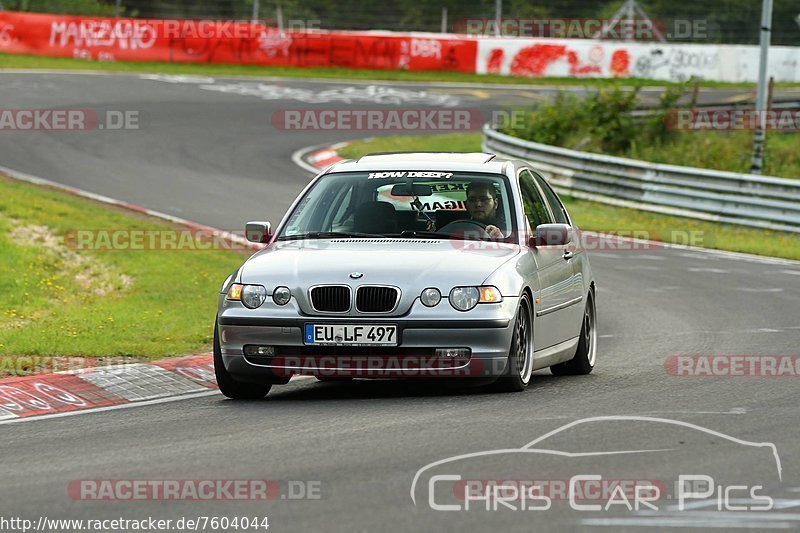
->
[439, 219, 489, 238]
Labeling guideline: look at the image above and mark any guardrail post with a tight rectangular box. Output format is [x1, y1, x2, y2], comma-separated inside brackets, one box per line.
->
[750, 0, 774, 175]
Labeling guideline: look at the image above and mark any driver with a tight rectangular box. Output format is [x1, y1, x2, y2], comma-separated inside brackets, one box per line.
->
[465, 182, 504, 239]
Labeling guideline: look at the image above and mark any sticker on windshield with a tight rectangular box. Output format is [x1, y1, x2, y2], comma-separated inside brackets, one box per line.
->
[367, 172, 454, 179]
[377, 184, 466, 211]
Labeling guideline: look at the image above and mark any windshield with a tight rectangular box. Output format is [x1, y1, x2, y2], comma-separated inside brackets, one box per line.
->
[278, 171, 517, 241]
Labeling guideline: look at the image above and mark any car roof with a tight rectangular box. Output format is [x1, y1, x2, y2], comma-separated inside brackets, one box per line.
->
[359, 152, 496, 164]
[327, 152, 515, 174]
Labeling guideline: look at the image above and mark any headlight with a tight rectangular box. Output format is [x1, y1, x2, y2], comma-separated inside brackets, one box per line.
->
[241, 285, 267, 309]
[449, 287, 480, 311]
[420, 288, 441, 307]
[448, 286, 503, 311]
[272, 286, 291, 306]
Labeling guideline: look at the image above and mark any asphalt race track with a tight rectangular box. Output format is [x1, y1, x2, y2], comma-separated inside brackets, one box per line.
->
[2, 72, 800, 531]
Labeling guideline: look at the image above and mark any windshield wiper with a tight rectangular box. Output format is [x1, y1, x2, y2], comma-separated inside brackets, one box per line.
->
[392, 230, 498, 241]
[277, 231, 382, 241]
[391, 230, 457, 240]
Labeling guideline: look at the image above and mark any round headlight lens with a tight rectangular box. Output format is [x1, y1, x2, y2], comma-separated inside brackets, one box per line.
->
[241, 285, 267, 309]
[449, 287, 480, 311]
[420, 288, 441, 307]
[272, 286, 291, 306]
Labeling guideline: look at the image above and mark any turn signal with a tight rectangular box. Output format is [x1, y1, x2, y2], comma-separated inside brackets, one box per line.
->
[478, 286, 503, 303]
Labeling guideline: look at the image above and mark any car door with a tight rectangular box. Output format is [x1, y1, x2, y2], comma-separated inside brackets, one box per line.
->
[530, 170, 585, 339]
[518, 169, 581, 350]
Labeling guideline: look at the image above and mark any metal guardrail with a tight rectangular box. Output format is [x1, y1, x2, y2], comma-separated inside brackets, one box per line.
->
[483, 125, 800, 233]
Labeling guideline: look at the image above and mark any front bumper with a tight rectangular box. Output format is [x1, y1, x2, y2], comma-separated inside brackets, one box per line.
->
[218, 297, 518, 380]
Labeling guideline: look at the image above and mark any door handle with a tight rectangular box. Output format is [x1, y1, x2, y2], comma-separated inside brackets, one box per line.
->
[563, 250, 574, 260]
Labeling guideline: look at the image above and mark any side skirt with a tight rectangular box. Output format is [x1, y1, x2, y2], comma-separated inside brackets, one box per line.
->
[532, 337, 580, 371]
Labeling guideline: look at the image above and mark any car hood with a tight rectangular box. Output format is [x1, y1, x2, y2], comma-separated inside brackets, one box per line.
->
[240, 238, 519, 307]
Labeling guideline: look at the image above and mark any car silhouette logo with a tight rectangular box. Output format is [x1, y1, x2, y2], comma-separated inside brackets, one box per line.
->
[349, 272, 364, 279]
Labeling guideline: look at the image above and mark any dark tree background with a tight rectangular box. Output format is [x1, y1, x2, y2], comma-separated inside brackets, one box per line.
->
[2, 0, 799, 45]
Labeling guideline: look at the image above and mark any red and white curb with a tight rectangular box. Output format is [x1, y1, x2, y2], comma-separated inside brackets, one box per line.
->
[0, 354, 217, 422]
[291, 141, 350, 174]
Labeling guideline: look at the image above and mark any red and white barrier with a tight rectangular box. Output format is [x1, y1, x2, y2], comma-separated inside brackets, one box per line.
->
[0, 12, 799, 91]
[0, 354, 216, 419]
[0, 12, 476, 72]
[475, 38, 800, 82]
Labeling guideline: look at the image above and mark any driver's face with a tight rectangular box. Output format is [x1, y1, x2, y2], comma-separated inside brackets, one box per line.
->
[466, 188, 498, 222]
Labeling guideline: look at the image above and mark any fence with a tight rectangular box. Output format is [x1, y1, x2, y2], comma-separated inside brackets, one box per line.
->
[483, 125, 800, 233]
[2, 10, 800, 83]
[5, 0, 800, 46]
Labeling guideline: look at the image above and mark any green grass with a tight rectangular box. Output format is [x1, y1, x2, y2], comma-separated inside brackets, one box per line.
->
[1, 51, 791, 89]
[337, 133, 480, 158]
[499, 87, 800, 179]
[625, 131, 800, 179]
[520, 118, 800, 179]
[338, 133, 800, 260]
[563, 198, 800, 259]
[0, 176, 246, 358]
[535, 128, 800, 179]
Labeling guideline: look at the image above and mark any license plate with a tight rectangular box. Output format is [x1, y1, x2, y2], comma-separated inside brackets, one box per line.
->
[304, 324, 398, 346]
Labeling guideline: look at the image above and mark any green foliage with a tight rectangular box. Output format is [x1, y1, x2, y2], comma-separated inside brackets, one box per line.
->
[638, 81, 689, 145]
[502, 86, 650, 153]
[583, 87, 640, 152]
[3, 0, 118, 16]
[626, 130, 800, 178]
[501, 81, 799, 179]
[500, 92, 587, 147]
[0, 177, 245, 357]
[337, 133, 481, 160]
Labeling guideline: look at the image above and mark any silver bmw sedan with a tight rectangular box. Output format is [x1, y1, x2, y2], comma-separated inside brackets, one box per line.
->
[214, 152, 597, 398]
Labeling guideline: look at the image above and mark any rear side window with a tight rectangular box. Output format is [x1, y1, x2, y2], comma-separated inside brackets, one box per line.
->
[519, 170, 553, 229]
[531, 171, 569, 225]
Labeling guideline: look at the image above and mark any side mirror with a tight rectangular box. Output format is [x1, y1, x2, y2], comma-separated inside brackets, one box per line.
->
[245, 221, 272, 243]
[529, 223, 572, 247]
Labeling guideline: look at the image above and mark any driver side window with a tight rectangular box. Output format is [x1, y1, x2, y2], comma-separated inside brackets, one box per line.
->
[330, 184, 355, 231]
[519, 170, 553, 230]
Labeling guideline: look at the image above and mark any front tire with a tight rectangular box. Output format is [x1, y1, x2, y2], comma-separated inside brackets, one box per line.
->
[493, 294, 534, 392]
[213, 321, 271, 399]
[551, 289, 597, 376]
